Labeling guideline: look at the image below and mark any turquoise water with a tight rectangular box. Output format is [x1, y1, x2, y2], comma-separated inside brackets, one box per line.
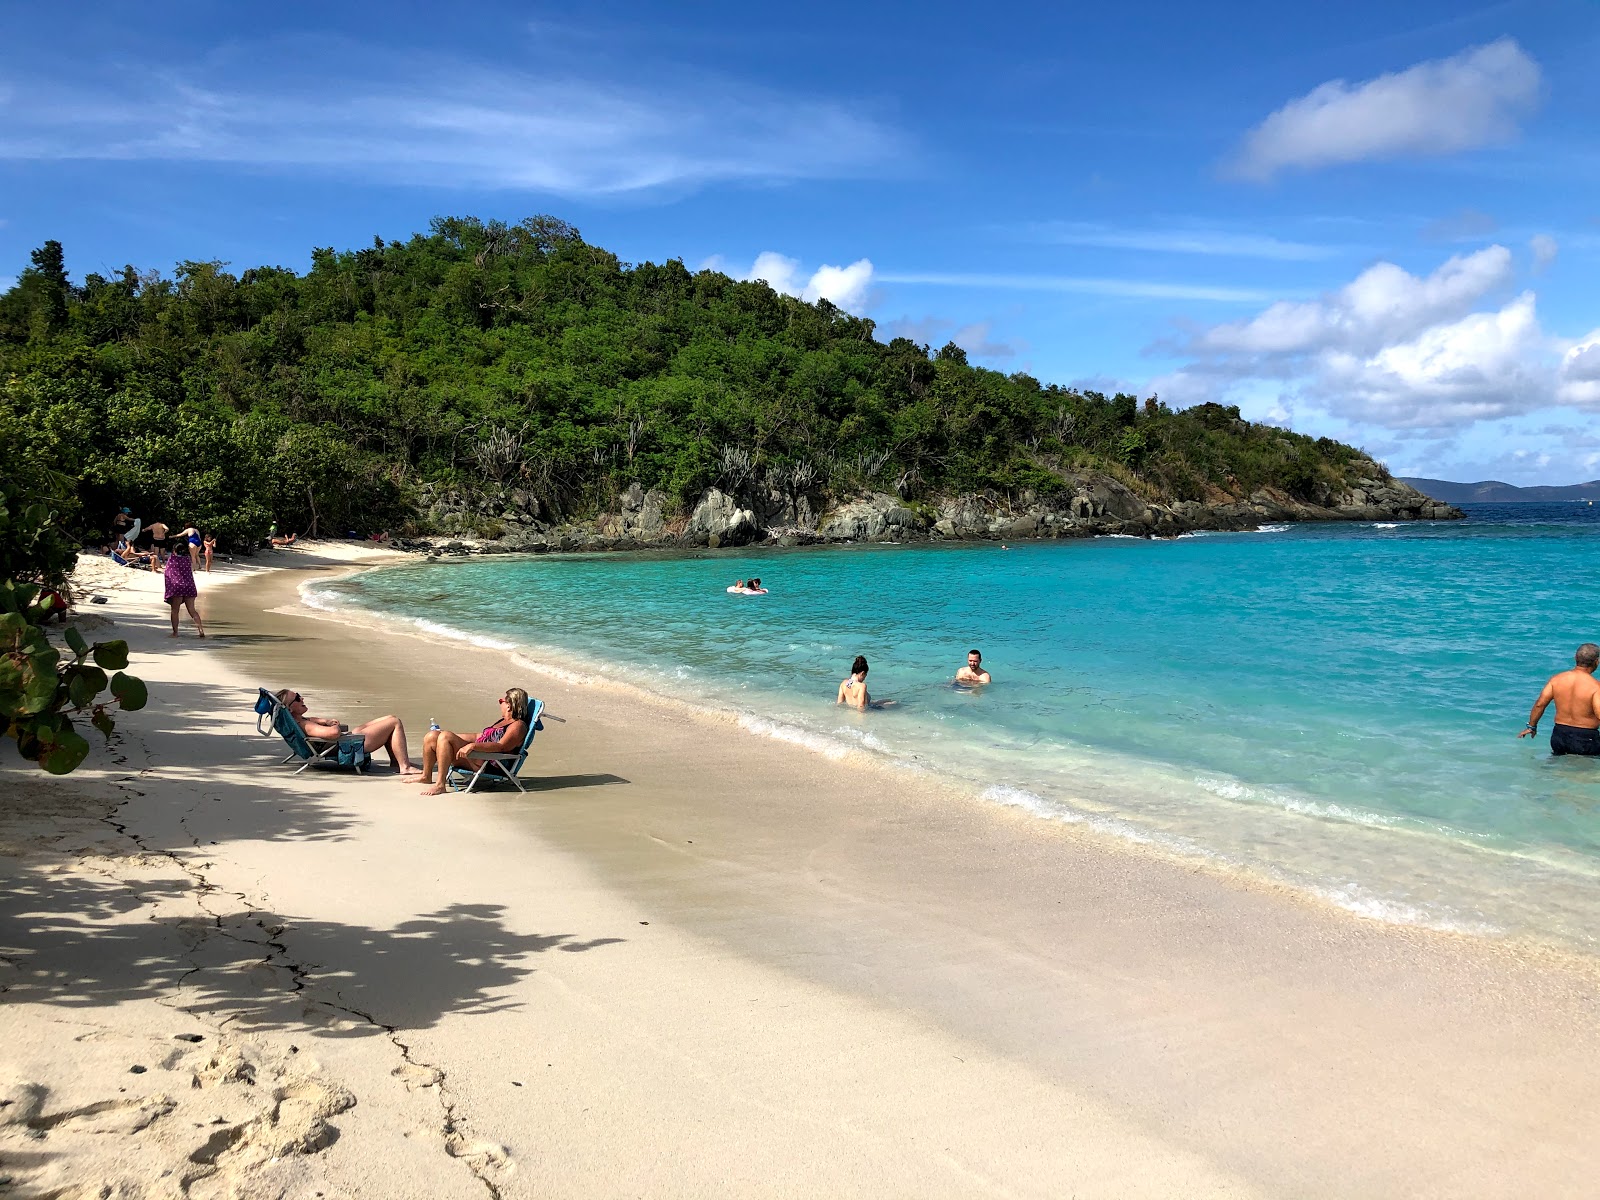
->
[310, 504, 1600, 953]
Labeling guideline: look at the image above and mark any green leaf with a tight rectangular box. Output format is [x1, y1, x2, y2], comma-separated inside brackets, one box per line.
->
[65, 666, 107, 709]
[91, 707, 115, 738]
[19, 658, 59, 715]
[91, 640, 129, 670]
[40, 728, 91, 775]
[65, 626, 88, 658]
[110, 672, 148, 711]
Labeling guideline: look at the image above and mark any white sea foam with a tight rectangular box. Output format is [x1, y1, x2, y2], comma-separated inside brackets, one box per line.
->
[1194, 776, 1398, 828]
[1305, 881, 1501, 935]
[408, 617, 518, 651]
[980, 785, 1226, 859]
[297, 581, 344, 612]
[1372, 523, 1400, 529]
[737, 714, 852, 760]
[1096, 533, 1143, 539]
[1254, 524, 1292, 533]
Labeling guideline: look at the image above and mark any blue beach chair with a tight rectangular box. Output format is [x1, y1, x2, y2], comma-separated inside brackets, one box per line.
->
[253, 687, 373, 774]
[447, 699, 546, 793]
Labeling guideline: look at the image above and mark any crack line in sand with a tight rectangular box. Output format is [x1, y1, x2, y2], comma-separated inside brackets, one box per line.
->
[87, 736, 506, 1197]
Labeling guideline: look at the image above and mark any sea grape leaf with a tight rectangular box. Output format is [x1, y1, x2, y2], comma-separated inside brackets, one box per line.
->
[40, 728, 91, 775]
[92, 640, 129, 670]
[110, 672, 148, 711]
[65, 665, 108, 709]
[64, 626, 88, 658]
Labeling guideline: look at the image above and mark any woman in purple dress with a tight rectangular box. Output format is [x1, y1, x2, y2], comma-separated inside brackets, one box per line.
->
[163, 526, 206, 637]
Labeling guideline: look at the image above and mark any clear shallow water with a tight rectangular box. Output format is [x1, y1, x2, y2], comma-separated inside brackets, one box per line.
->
[310, 504, 1600, 953]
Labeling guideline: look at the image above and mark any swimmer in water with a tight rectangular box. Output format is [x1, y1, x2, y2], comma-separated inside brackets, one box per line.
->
[1520, 642, 1600, 755]
[837, 655, 871, 711]
[955, 648, 991, 685]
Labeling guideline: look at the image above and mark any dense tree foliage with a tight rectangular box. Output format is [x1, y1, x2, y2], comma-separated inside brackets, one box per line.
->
[0, 218, 1383, 545]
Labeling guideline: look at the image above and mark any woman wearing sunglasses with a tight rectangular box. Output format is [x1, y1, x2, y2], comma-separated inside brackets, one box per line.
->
[413, 688, 532, 796]
[274, 689, 418, 775]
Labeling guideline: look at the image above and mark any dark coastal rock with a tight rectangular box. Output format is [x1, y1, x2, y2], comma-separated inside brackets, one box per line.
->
[401, 461, 1462, 559]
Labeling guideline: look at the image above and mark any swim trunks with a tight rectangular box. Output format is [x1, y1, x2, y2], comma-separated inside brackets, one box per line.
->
[1550, 724, 1600, 756]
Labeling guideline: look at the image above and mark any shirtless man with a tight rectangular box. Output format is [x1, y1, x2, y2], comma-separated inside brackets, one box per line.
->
[1519, 643, 1600, 756]
[955, 648, 991, 685]
[275, 689, 419, 774]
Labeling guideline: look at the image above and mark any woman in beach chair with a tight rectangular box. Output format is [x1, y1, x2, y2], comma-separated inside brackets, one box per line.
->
[275, 689, 420, 775]
[411, 688, 532, 796]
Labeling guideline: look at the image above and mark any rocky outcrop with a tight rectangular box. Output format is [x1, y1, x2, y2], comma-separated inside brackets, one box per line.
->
[595, 482, 669, 541]
[1330, 476, 1459, 522]
[815, 494, 926, 541]
[399, 468, 1461, 558]
[683, 488, 760, 547]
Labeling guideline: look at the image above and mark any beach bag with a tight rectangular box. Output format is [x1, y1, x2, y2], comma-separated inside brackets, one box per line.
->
[336, 735, 373, 770]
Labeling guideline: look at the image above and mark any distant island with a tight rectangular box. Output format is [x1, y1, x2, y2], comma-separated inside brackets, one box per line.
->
[1400, 478, 1600, 505]
[2, 215, 1457, 552]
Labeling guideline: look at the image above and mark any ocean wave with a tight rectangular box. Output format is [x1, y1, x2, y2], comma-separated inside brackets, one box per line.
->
[1194, 776, 1399, 829]
[407, 617, 518, 651]
[737, 714, 853, 760]
[980, 784, 1222, 860]
[1304, 881, 1501, 935]
[1254, 524, 1292, 533]
[1371, 523, 1400, 530]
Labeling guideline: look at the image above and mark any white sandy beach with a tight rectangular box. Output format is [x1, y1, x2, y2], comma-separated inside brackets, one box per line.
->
[2, 542, 1598, 1198]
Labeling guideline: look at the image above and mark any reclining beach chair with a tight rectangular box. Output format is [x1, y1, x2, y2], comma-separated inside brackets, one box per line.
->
[253, 687, 372, 774]
[447, 699, 546, 793]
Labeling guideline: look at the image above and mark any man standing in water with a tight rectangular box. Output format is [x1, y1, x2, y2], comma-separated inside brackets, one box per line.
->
[1520, 643, 1600, 755]
[955, 649, 991, 685]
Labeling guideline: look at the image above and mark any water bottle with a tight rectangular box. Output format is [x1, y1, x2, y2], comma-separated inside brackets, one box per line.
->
[429, 717, 440, 732]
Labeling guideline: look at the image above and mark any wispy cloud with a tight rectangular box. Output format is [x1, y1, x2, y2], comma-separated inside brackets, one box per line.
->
[886, 316, 1025, 359]
[0, 46, 904, 196]
[1231, 38, 1541, 181]
[1018, 221, 1340, 261]
[877, 272, 1273, 303]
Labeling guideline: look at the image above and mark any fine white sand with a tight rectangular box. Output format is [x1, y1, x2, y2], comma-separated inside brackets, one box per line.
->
[3, 543, 1598, 1198]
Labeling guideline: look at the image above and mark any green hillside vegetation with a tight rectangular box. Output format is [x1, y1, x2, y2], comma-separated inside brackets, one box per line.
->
[1, 216, 1386, 552]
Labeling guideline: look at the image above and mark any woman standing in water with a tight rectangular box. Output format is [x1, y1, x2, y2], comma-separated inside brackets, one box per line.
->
[164, 525, 205, 637]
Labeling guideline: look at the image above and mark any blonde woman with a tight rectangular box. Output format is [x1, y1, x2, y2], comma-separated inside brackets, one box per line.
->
[413, 688, 532, 796]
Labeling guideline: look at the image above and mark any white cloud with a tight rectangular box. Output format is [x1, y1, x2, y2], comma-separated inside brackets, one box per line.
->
[1530, 233, 1559, 271]
[1557, 330, 1600, 408]
[1020, 221, 1339, 261]
[1232, 39, 1541, 181]
[1195, 245, 1513, 356]
[1312, 292, 1550, 428]
[0, 49, 902, 196]
[729, 252, 876, 312]
[1156, 246, 1600, 433]
[804, 259, 875, 310]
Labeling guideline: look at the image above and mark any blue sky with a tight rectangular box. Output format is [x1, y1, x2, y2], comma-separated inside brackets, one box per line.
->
[4, 0, 1600, 484]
